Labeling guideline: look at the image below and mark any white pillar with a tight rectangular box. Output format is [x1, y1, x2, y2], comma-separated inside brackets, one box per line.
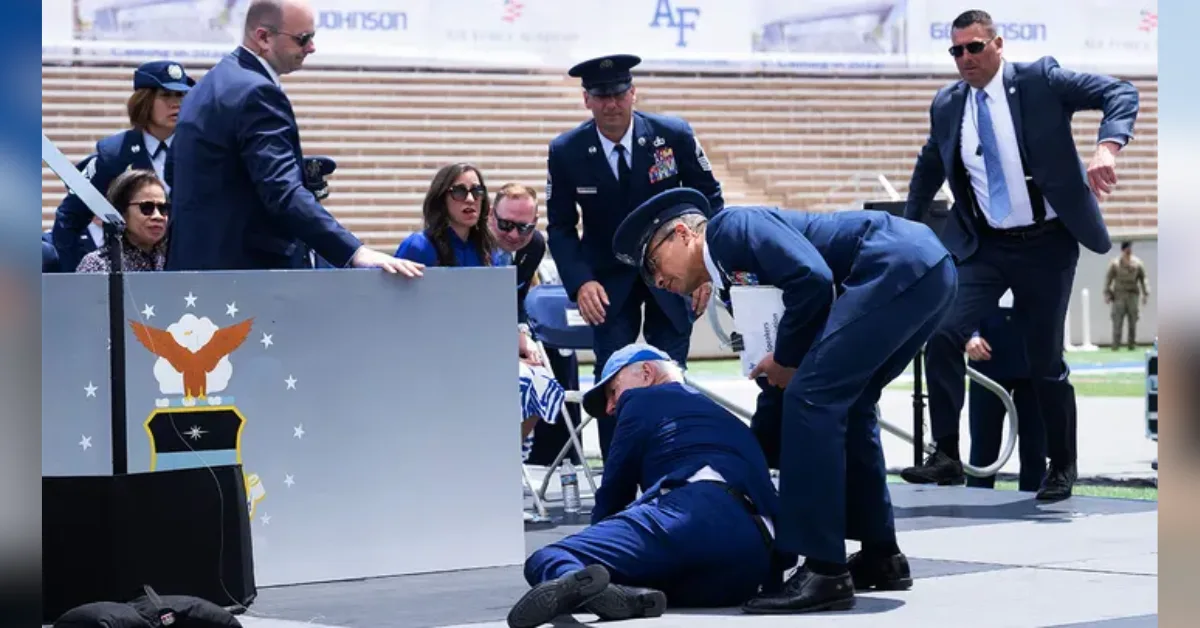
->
[1080, 288, 1098, 350]
[1064, 302, 1080, 352]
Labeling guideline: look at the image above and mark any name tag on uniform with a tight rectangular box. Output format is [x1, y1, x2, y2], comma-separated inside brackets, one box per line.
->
[576, 187, 598, 195]
[648, 147, 678, 184]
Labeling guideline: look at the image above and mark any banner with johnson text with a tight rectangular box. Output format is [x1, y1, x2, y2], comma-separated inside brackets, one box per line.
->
[44, 0, 1155, 74]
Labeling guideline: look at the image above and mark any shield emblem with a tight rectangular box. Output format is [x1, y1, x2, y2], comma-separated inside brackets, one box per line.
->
[145, 406, 246, 472]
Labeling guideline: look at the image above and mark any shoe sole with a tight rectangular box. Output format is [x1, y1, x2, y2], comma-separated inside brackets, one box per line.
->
[741, 595, 856, 615]
[507, 564, 610, 628]
[899, 471, 965, 486]
[585, 587, 667, 621]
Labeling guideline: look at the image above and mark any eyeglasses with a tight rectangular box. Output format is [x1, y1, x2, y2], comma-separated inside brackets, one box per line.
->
[496, 217, 536, 236]
[448, 184, 487, 202]
[949, 38, 994, 58]
[129, 201, 169, 217]
[266, 26, 315, 47]
[640, 232, 674, 285]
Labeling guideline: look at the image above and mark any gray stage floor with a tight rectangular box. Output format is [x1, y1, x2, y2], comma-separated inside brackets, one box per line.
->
[238, 484, 1158, 628]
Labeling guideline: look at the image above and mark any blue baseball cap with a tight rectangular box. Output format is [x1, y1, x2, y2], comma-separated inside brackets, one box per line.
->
[568, 54, 641, 97]
[133, 60, 195, 93]
[612, 187, 711, 284]
[581, 343, 674, 418]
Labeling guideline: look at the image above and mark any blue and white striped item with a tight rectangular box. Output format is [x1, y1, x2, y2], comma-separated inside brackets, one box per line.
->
[519, 361, 565, 462]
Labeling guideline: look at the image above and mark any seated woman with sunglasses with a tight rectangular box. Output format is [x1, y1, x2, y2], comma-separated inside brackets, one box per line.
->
[395, 163, 499, 267]
[76, 169, 170, 273]
[396, 164, 568, 473]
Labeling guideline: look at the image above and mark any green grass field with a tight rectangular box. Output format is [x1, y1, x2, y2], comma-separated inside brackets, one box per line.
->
[630, 347, 1152, 397]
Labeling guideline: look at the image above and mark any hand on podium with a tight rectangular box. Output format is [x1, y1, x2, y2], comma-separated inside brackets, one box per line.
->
[350, 247, 425, 277]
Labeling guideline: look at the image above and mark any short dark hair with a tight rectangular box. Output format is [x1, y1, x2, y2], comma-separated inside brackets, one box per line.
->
[952, 10, 996, 37]
[1121, 241, 1133, 251]
[106, 169, 164, 218]
[244, 0, 283, 36]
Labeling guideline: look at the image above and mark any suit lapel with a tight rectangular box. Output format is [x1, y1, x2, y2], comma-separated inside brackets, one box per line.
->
[1002, 61, 1029, 163]
[630, 114, 654, 199]
[947, 82, 968, 161]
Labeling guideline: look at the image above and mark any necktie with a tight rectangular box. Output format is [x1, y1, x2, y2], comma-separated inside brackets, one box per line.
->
[614, 144, 631, 198]
[498, 251, 514, 266]
[974, 90, 1012, 222]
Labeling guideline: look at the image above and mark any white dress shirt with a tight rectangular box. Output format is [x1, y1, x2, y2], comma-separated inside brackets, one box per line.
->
[596, 122, 633, 180]
[141, 131, 172, 193]
[241, 45, 282, 88]
[958, 60, 1058, 229]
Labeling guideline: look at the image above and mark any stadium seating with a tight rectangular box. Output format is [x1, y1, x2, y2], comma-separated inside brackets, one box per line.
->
[41, 57, 1158, 250]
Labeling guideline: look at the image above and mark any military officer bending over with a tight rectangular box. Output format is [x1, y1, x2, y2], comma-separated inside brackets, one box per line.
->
[612, 188, 958, 613]
[507, 343, 780, 628]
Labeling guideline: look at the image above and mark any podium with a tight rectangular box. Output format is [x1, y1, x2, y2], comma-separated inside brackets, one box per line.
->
[42, 464, 257, 623]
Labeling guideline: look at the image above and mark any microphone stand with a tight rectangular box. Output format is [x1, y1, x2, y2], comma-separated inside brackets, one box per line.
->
[42, 133, 130, 475]
[104, 222, 129, 475]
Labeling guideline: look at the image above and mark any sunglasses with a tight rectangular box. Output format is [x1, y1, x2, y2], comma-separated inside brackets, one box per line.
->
[129, 200, 169, 217]
[268, 26, 314, 47]
[496, 217, 536, 236]
[949, 38, 994, 58]
[448, 184, 487, 202]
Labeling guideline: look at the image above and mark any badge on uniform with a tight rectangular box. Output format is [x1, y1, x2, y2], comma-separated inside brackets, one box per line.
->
[648, 147, 678, 184]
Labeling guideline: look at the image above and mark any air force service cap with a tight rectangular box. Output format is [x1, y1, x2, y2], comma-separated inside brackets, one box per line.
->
[612, 187, 712, 282]
[582, 343, 675, 419]
[134, 60, 196, 93]
[303, 156, 337, 200]
[568, 54, 641, 97]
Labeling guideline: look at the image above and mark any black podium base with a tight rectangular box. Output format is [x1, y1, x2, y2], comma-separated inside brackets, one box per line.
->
[42, 464, 257, 623]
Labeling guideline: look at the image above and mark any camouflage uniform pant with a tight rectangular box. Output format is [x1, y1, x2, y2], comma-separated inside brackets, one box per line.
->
[1110, 292, 1140, 348]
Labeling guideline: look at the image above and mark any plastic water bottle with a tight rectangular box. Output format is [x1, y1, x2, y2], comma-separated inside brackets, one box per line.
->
[560, 460, 581, 514]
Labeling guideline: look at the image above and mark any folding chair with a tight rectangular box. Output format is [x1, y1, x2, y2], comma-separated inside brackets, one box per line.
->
[521, 281, 601, 508]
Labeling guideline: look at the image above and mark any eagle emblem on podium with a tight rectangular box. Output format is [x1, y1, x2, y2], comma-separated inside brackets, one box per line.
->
[131, 312, 267, 518]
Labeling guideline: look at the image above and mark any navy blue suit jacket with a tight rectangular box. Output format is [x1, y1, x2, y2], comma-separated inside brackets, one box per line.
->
[166, 47, 361, 271]
[546, 111, 723, 333]
[905, 56, 1138, 260]
[706, 207, 950, 369]
[970, 306, 1030, 381]
[592, 381, 779, 526]
[42, 233, 61, 273]
[51, 130, 155, 271]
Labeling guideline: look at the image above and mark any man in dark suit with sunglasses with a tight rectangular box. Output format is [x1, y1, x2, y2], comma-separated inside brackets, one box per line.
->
[166, 0, 420, 276]
[546, 53, 724, 460]
[900, 9, 1139, 500]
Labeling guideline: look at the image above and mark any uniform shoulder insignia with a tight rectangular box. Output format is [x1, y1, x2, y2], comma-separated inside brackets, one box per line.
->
[695, 137, 712, 172]
[83, 156, 98, 181]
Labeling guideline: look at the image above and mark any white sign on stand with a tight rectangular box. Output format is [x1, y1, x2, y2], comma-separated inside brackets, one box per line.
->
[729, 285, 785, 377]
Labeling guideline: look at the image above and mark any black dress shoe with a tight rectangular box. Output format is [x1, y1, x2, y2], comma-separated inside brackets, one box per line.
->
[507, 564, 610, 628]
[1036, 464, 1077, 501]
[848, 551, 913, 591]
[741, 567, 855, 614]
[583, 584, 667, 621]
[900, 450, 965, 485]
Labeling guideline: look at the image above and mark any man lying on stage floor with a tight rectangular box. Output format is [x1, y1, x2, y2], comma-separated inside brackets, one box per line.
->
[506, 343, 787, 628]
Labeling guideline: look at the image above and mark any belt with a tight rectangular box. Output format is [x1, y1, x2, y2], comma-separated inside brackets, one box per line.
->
[978, 218, 1063, 241]
[663, 478, 774, 549]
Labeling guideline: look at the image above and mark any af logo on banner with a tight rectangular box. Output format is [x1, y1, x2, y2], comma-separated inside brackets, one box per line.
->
[129, 306, 267, 519]
[649, 0, 701, 47]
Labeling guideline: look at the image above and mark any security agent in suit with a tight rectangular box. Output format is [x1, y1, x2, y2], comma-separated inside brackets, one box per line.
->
[546, 53, 723, 460]
[51, 60, 194, 273]
[613, 188, 958, 614]
[966, 304, 1047, 492]
[510, 343, 779, 628]
[899, 10, 1138, 500]
[166, 0, 419, 276]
